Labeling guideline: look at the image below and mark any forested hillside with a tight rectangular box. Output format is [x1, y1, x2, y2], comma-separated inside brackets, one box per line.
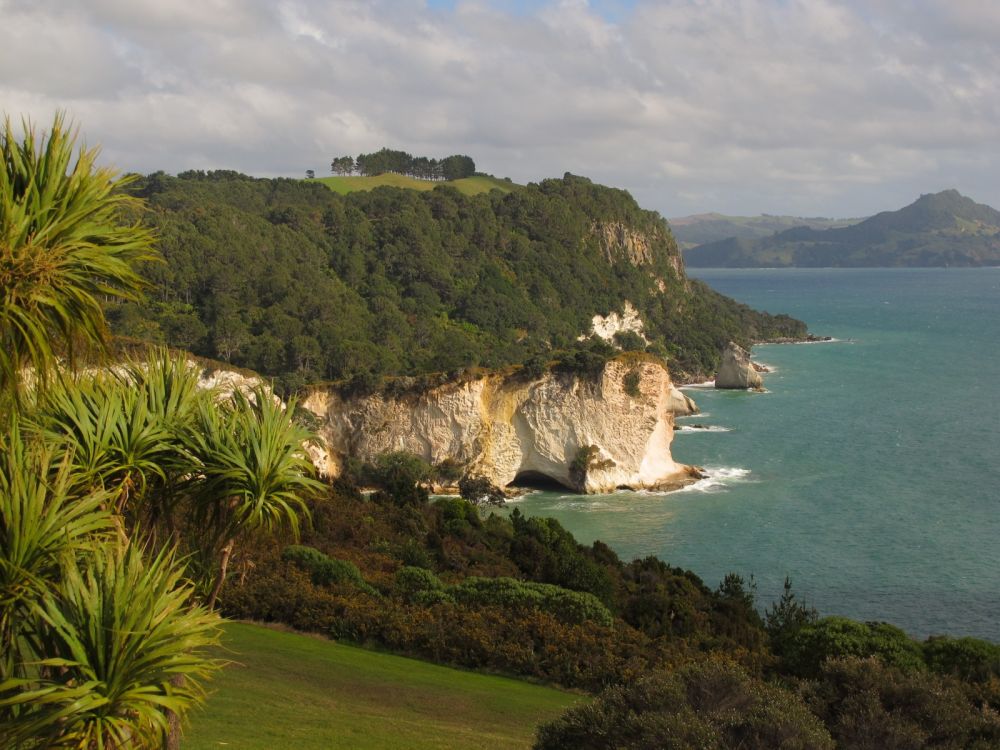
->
[114, 171, 804, 391]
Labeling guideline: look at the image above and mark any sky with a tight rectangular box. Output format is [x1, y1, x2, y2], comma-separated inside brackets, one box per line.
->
[2, 0, 998, 218]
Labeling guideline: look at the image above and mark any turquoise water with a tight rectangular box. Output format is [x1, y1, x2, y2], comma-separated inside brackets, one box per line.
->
[510, 268, 1000, 640]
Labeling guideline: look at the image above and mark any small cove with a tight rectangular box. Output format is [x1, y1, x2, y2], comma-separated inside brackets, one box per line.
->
[507, 268, 1000, 640]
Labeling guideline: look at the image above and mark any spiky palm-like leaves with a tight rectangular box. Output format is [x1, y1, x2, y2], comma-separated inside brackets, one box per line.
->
[1, 542, 221, 749]
[32, 352, 211, 534]
[185, 387, 322, 609]
[0, 113, 157, 401]
[0, 423, 112, 681]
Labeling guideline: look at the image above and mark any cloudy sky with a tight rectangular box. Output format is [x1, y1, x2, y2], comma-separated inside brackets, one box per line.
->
[2, 0, 998, 217]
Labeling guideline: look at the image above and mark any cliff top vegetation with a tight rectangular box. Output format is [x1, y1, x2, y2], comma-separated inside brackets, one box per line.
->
[113, 170, 805, 394]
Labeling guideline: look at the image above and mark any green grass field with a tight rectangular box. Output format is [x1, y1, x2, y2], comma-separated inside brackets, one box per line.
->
[313, 173, 518, 196]
[184, 623, 582, 750]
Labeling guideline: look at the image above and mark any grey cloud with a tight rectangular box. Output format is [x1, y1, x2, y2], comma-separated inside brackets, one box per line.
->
[0, 0, 997, 216]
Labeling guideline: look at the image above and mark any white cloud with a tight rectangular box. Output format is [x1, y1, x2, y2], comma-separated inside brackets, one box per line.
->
[1, 0, 998, 216]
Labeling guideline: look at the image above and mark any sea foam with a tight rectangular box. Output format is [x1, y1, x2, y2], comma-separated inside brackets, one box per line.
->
[674, 466, 752, 494]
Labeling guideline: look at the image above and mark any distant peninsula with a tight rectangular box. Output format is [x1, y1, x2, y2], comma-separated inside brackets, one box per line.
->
[682, 189, 1000, 267]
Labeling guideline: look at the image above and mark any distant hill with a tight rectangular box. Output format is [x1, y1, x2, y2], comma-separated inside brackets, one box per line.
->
[314, 173, 519, 196]
[683, 190, 1000, 267]
[669, 212, 862, 249]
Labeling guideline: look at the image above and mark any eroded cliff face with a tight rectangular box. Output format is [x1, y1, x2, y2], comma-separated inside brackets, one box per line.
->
[301, 358, 699, 494]
[714, 341, 763, 390]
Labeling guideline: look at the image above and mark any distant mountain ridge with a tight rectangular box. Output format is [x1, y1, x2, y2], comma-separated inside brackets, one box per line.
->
[669, 212, 862, 249]
[683, 190, 1000, 267]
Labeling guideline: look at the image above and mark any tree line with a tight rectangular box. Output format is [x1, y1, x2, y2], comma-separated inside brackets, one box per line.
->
[330, 147, 476, 180]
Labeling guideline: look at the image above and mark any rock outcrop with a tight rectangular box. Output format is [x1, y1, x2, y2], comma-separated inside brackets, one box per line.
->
[586, 301, 650, 346]
[302, 358, 699, 494]
[714, 342, 763, 390]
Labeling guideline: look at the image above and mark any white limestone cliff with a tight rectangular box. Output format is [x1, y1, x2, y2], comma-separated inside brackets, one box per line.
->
[714, 341, 763, 390]
[301, 357, 699, 494]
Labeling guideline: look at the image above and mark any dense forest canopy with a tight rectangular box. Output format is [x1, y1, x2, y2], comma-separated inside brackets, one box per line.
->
[114, 171, 805, 392]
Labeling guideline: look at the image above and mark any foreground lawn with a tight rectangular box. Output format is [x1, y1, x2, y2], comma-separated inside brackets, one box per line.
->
[314, 173, 518, 196]
[184, 622, 582, 750]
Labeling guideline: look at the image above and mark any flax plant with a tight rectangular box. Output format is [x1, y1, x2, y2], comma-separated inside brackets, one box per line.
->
[1, 541, 221, 749]
[0, 113, 156, 404]
[184, 387, 322, 609]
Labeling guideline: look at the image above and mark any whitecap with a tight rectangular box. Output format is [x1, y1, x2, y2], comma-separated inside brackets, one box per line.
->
[676, 425, 731, 433]
[673, 466, 753, 494]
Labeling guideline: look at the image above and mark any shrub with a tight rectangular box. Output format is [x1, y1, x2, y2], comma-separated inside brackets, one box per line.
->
[397, 537, 433, 568]
[432, 457, 465, 485]
[281, 544, 378, 596]
[802, 656, 1000, 749]
[458, 475, 506, 506]
[534, 661, 834, 750]
[923, 636, 1000, 683]
[395, 566, 445, 601]
[622, 367, 641, 397]
[367, 451, 431, 506]
[781, 616, 925, 678]
[451, 577, 613, 627]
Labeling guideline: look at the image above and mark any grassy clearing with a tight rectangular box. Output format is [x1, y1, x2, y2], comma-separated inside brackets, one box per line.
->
[184, 622, 582, 750]
[313, 173, 518, 196]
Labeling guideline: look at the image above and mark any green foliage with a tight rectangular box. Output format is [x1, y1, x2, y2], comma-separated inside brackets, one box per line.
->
[622, 367, 641, 398]
[0, 114, 157, 403]
[568, 444, 615, 487]
[282, 545, 377, 596]
[451, 577, 613, 627]
[366, 451, 431, 506]
[923, 636, 1000, 683]
[613, 330, 646, 353]
[431, 456, 464, 484]
[458, 475, 506, 506]
[509, 509, 616, 607]
[0, 543, 221, 749]
[350, 148, 475, 180]
[782, 616, 926, 678]
[534, 660, 834, 750]
[0, 425, 113, 679]
[119, 171, 804, 390]
[765, 576, 818, 653]
[801, 656, 1000, 749]
[394, 566, 447, 603]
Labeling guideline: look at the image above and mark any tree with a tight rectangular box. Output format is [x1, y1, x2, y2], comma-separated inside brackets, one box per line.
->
[305, 169, 315, 179]
[330, 156, 355, 175]
[0, 113, 156, 404]
[184, 387, 323, 610]
[0, 117, 223, 748]
[439, 154, 475, 180]
[458, 474, 505, 506]
[765, 576, 818, 653]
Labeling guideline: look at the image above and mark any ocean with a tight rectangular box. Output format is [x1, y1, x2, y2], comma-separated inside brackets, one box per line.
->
[508, 268, 1000, 640]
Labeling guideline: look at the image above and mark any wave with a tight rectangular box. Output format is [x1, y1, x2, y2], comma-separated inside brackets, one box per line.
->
[673, 466, 753, 494]
[502, 488, 543, 503]
[676, 425, 731, 433]
[682, 380, 715, 389]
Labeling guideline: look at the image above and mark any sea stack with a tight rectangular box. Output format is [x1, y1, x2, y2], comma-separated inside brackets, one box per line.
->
[714, 341, 763, 390]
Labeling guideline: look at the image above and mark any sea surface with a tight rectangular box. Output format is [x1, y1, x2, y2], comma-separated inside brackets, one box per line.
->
[508, 268, 1000, 640]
